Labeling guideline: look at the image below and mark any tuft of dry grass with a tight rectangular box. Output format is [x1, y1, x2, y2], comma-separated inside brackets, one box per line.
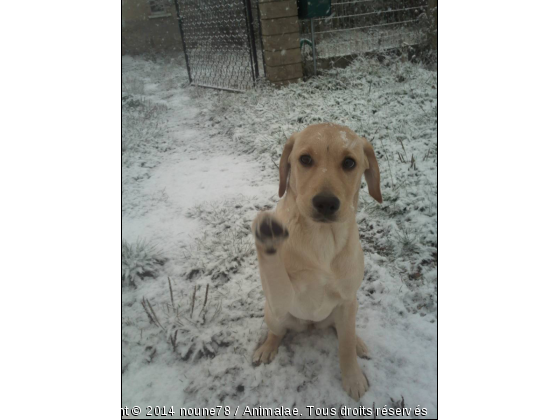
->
[122, 239, 165, 287]
[141, 278, 228, 362]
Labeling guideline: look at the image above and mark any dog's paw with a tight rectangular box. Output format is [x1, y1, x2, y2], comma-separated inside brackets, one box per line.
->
[342, 367, 369, 401]
[356, 336, 370, 359]
[252, 212, 288, 255]
[252, 342, 279, 366]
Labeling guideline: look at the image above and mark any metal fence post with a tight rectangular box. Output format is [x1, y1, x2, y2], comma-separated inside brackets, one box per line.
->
[173, 0, 192, 84]
[245, 0, 260, 80]
[311, 18, 317, 76]
[428, 0, 438, 50]
[256, 0, 266, 77]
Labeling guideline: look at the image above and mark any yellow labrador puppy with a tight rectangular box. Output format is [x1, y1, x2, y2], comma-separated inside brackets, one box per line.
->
[251, 123, 382, 401]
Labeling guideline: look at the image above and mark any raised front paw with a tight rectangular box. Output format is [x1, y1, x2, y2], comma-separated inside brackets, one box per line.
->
[342, 366, 369, 401]
[252, 212, 289, 255]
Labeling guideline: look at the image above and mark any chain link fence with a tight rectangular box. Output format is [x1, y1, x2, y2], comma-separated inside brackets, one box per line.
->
[174, 0, 263, 91]
[299, 0, 430, 73]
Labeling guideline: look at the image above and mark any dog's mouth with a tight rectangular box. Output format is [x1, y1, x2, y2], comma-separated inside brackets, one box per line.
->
[312, 214, 337, 223]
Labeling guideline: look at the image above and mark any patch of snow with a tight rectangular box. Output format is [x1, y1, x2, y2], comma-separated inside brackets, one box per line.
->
[339, 130, 349, 146]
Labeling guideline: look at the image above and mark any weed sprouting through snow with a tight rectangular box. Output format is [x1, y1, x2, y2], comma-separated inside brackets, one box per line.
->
[122, 239, 166, 287]
[141, 278, 230, 361]
[394, 225, 420, 257]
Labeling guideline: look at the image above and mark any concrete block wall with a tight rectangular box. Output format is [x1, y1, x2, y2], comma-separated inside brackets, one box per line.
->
[258, 0, 303, 86]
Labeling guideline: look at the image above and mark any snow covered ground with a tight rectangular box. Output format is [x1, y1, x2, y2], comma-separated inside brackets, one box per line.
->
[122, 53, 437, 418]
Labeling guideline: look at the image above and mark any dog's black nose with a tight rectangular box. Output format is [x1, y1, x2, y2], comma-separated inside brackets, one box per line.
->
[312, 194, 340, 217]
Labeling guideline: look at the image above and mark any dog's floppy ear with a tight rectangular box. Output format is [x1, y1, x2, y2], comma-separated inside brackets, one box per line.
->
[362, 138, 382, 203]
[279, 134, 296, 197]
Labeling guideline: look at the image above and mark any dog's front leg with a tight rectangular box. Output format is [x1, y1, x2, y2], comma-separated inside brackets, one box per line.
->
[252, 212, 294, 319]
[334, 298, 369, 401]
[252, 212, 294, 365]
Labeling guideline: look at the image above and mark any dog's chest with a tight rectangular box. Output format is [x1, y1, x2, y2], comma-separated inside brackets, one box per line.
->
[286, 251, 360, 322]
[281, 219, 364, 322]
[288, 271, 343, 321]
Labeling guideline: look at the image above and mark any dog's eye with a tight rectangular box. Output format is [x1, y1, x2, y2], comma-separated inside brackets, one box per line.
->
[300, 155, 313, 166]
[342, 158, 356, 170]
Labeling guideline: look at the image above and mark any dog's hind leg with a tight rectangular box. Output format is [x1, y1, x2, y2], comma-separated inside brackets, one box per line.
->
[253, 300, 307, 365]
[356, 335, 369, 359]
[334, 298, 369, 401]
[321, 314, 369, 359]
[253, 330, 284, 366]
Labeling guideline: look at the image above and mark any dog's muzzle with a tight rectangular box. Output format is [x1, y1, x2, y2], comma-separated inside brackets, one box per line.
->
[312, 194, 340, 222]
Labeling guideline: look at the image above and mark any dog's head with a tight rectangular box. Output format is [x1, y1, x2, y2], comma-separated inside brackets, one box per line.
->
[279, 123, 382, 223]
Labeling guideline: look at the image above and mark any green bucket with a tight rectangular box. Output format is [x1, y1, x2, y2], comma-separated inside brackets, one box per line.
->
[298, 0, 332, 19]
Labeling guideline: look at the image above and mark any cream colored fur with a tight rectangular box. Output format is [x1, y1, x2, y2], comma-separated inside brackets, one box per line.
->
[252, 123, 382, 401]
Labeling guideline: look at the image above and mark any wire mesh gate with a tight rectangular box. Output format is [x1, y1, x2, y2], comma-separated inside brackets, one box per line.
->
[173, 0, 263, 92]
